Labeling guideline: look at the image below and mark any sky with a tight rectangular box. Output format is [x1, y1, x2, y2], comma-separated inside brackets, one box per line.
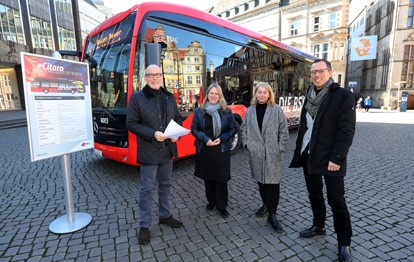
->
[104, 0, 218, 16]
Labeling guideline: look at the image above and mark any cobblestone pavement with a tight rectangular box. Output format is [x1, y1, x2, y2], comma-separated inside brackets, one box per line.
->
[1, 110, 414, 261]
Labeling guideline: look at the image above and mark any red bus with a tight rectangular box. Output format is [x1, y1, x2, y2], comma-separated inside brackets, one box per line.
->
[31, 78, 85, 94]
[69, 2, 315, 166]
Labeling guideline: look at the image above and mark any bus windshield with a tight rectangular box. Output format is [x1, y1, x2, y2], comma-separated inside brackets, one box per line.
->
[85, 12, 136, 112]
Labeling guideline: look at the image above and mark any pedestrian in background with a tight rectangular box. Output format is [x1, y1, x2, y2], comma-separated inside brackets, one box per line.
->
[364, 96, 372, 112]
[241, 82, 289, 232]
[126, 64, 184, 245]
[289, 59, 356, 262]
[356, 97, 363, 112]
[191, 83, 238, 218]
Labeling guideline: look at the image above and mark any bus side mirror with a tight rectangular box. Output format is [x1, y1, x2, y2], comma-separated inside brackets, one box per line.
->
[145, 43, 162, 68]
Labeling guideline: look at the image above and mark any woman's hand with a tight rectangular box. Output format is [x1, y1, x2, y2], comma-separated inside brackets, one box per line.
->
[206, 139, 214, 146]
[206, 138, 220, 146]
[212, 138, 220, 145]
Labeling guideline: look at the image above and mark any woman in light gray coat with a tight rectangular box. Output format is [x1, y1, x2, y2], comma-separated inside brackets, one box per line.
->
[241, 82, 289, 232]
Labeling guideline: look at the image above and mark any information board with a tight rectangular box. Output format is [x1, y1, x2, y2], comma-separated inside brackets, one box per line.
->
[21, 53, 94, 162]
[400, 91, 408, 112]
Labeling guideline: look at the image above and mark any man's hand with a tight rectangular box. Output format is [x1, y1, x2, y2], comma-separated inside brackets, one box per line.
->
[328, 161, 340, 171]
[154, 131, 167, 142]
[170, 137, 179, 143]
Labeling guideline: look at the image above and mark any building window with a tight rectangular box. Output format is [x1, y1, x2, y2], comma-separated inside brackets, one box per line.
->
[196, 76, 201, 84]
[186, 57, 191, 62]
[30, 16, 54, 49]
[254, 0, 259, 7]
[195, 65, 200, 71]
[0, 4, 25, 44]
[330, 13, 338, 29]
[314, 17, 320, 32]
[58, 26, 76, 50]
[187, 76, 192, 85]
[312, 43, 329, 59]
[244, 3, 249, 11]
[235, 7, 239, 15]
[408, 5, 414, 27]
[401, 45, 414, 88]
[194, 57, 200, 62]
[290, 21, 299, 36]
[382, 49, 390, 89]
[226, 11, 230, 18]
[186, 66, 191, 72]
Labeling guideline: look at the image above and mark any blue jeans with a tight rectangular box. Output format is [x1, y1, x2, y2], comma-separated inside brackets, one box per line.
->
[139, 160, 173, 227]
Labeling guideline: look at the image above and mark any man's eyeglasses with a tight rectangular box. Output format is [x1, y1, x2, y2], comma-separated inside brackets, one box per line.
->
[145, 73, 163, 78]
[310, 68, 329, 75]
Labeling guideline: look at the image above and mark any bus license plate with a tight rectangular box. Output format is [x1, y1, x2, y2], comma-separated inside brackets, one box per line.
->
[93, 149, 103, 157]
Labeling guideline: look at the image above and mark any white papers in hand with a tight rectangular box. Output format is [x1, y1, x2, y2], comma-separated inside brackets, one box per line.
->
[164, 119, 190, 138]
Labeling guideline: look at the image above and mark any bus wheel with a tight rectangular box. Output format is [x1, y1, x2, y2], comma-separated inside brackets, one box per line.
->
[230, 122, 241, 155]
[43, 89, 49, 94]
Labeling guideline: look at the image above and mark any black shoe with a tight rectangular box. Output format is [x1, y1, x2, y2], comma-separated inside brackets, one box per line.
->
[138, 227, 150, 245]
[339, 246, 352, 262]
[219, 209, 229, 218]
[267, 214, 283, 232]
[159, 216, 184, 228]
[255, 204, 268, 217]
[299, 225, 326, 238]
[206, 203, 215, 210]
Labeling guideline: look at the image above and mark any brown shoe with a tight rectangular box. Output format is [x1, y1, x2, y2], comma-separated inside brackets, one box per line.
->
[159, 216, 184, 228]
[138, 227, 150, 245]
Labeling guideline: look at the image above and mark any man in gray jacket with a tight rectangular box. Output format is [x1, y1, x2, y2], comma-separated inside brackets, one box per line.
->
[127, 65, 183, 245]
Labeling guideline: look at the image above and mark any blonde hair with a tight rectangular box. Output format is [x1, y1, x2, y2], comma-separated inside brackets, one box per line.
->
[250, 82, 275, 106]
[201, 83, 228, 111]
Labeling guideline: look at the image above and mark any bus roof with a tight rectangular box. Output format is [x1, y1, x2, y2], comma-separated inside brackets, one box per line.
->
[88, 2, 315, 62]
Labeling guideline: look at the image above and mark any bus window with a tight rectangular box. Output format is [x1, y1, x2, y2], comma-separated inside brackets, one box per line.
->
[86, 13, 135, 110]
[85, 12, 136, 148]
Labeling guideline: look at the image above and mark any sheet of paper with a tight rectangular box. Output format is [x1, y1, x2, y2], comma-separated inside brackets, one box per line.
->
[164, 119, 190, 138]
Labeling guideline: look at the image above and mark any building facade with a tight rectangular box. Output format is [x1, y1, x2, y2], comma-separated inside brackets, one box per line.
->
[0, 0, 110, 112]
[346, 0, 414, 109]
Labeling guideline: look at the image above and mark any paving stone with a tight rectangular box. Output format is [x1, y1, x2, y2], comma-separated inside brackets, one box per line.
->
[1, 113, 414, 261]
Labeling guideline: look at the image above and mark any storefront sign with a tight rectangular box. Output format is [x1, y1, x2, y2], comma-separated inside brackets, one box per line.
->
[21, 53, 94, 162]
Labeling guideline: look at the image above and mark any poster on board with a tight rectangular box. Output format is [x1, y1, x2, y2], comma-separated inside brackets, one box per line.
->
[21, 53, 94, 162]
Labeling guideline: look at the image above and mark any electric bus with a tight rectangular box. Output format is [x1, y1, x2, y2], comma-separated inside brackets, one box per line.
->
[68, 2, 315, 166]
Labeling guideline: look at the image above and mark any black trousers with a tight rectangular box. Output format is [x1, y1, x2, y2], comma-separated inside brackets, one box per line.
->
[258, 182, 280, 214]
[302, 151, 352, 247]
[205, 179, 228, 211]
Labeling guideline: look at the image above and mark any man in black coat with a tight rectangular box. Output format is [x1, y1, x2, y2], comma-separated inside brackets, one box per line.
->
[126, 65, 184, 245]
[289, 59, 356, 262]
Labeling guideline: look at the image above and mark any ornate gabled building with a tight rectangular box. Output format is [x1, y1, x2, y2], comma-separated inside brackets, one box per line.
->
[212, 0, 350, 88]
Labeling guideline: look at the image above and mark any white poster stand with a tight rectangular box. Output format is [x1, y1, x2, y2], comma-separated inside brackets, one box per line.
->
[21, 53, 93, 234]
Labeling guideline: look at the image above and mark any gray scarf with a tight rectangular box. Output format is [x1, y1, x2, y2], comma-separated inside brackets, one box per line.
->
[204, 102, 222, 138]
[305, 78, 333, 118]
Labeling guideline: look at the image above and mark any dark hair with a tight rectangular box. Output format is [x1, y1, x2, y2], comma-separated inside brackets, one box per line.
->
[312, 59, 332, 70]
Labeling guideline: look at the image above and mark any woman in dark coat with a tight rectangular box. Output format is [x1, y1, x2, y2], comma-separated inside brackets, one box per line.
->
[241, 82, 289, 232]
[191, 83, 238, 218]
